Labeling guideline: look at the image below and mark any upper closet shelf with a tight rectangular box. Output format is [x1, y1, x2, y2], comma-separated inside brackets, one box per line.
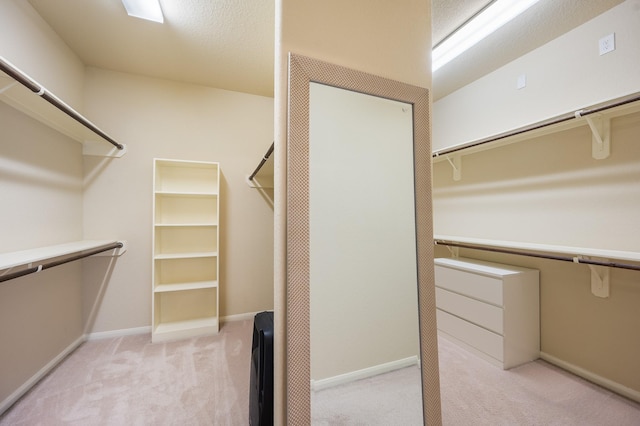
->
[433, 92, 640, 180]
[0, 56, 126, 158]
[434, 234, 640, 264]
[0, 240, 127, 283]
[434, 234, 640, 298]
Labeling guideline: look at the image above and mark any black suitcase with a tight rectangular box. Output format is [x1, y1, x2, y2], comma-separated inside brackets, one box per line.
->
[249, 311, 274, 426]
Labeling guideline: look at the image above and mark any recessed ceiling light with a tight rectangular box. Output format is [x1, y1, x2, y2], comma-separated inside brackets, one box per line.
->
[122, 0, 164, 23]
[432, 0, 540, 72]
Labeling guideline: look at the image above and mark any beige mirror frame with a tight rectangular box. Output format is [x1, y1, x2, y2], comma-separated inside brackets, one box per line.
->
[286, 53, 442, 425]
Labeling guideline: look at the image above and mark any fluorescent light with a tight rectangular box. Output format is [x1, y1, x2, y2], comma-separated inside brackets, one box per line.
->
[122, 0, 164, 23]
[432, 0, 540, 72]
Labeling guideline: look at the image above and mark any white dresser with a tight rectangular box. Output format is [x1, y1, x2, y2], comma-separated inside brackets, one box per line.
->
[435, 257, 540, 369]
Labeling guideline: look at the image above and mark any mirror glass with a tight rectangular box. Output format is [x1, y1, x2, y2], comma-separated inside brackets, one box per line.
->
[308, 82, 423, 423]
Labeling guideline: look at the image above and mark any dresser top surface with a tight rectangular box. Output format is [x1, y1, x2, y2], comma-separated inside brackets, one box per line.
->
[435, 257, 538, 277]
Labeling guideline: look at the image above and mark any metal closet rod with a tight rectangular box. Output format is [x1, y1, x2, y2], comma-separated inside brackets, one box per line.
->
[434, 240, 640, 272]
[249, 142, 275, 180]
[0, 242, 124, 284]
[432, 92, 640, 158]
[0, 58, 124, 151]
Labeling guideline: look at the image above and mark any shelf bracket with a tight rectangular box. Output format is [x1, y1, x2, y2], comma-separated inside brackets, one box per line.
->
[575, 111, 610, 160]
[576, 256, 610, 298]
[446, 245, 460, 258]
[246, 175, 258, 188]
[83, 141, 127, 158]
[444, 155, 462, 181]
[589, 263, 610, 298]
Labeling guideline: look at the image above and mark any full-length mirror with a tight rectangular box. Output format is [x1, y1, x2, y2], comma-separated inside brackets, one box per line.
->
[286, 53, 441, 425]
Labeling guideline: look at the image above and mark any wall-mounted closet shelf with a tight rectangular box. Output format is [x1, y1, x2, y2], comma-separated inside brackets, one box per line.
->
[433, 91, 640, 180]
[0, 240, 126, 284]
[0, 56, 126, 158]
[434, 235, 640, 298]
[247, 142, 274, 189]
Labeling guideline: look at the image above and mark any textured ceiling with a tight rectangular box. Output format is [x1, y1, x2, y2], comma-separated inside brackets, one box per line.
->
[28, 0, 275, 97]
[432, 0, 624, 99]
[432, 0, 494, 46]
[28, 0, 623, 100]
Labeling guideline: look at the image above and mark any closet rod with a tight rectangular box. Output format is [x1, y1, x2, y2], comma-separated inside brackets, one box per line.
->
[249, 142, 275, 180]
[432, 92, 640, 158]
[434, 240, 640, 272]
[0, 58, 124, 151]
[0, 242, 124, 284]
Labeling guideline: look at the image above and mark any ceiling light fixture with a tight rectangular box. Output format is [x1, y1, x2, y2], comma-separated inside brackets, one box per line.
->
[432, 0, 540, 72]
[121, 0, 164, 23]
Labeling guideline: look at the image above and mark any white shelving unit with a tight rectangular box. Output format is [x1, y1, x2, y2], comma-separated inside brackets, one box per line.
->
[152, 159, 220, 342]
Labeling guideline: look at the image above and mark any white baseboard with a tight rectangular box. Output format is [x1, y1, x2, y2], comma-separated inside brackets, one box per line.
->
[0, 335, 85, 416]
[85, 312, 268, 341]
[221, 311, 269, 323]
[540, 352, 640, 403]
[311, 356, 420, 392]
[86, 326, 151, 341]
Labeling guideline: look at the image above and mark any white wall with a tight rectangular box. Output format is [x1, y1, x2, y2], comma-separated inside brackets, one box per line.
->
[433, 116, 640, 251]
[0, 0, 84, 109]
[0, 102, 84, 249]
[433, 0, 640, 151]
[81, 68, 275, 333]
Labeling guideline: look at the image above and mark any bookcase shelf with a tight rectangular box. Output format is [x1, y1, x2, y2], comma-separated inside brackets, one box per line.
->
[154, 280, 218, 293]
[152, 159, 220, 342]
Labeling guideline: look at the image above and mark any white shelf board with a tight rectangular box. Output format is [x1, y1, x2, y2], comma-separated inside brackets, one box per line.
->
[153, 317, 219, 342]
[154, 251, 218, 260]
[434, 234, 640, 263]
[435, 257, 535, 276]
[154, 223, 217, 227]
[0, 240, 123, 271]
[154, 191, 218, 197]
[155, 158, 219, 168]
[154, 223, 217, 228]
[154, 280, 218, 293]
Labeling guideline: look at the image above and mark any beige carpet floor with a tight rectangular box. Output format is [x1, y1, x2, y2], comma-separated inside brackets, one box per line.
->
[438, 336, 640, 426]
[0, 319, 252, 426]
[312, 336, 640, 425]
[312, 364, 423, 425]
[2, 319, 640, 425]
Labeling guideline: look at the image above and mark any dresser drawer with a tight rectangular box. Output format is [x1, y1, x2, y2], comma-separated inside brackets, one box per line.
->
[437, 309, 503, 362]
[436, 287, 503, 334]
[435, 264, 503, 306]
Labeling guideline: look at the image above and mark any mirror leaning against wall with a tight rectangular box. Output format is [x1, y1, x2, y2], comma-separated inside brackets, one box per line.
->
[285, 53, 441, 425]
